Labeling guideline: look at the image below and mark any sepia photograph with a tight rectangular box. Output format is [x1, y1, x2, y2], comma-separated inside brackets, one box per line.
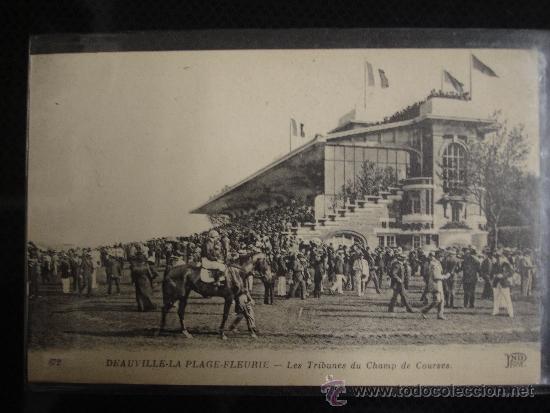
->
[26, 43, 542, 387]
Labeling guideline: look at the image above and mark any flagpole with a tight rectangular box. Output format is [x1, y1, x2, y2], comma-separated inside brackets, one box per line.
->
[469, 53, 473, 100]
[363, 59, 367, 110]
[289, 118, 292, 152]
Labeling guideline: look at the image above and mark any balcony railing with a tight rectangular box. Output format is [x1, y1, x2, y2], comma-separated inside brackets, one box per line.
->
[403, 177, 433, 186]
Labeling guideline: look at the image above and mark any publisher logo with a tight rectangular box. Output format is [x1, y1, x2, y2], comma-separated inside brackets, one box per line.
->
[320, 375, 347, 406]
[505, 352, 527, 368]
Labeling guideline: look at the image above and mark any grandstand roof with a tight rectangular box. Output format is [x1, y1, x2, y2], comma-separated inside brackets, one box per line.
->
[191, 136, 326, 215]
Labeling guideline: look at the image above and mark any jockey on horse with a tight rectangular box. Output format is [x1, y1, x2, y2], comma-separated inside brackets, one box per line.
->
[160, 238, 260, 340]
[200, 230, 226, 286]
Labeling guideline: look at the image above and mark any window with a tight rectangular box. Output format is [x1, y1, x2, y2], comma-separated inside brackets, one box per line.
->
[413, 235, 421, 249]
[344, 161, 355, 190]
[355, 147, 364, 162]
[378, 236, 385, 247]
[442, 143, 466, 192]
[366, 133, 380, 143]
[410, 128, 421, 149]
[324, 145, 411, 196]
[364, 148, 377, 162]
[425, 235, 431, 245]
[334, 146, 345, 161]
[324, 160, 335, 196]
[409, 191, 421, 214]
[425, 190, 432, 215]
[381, 130, 395, 143]
[386, 235, 396, 247]
[451, 203, 461, 223]
[334, 161, 345, 195]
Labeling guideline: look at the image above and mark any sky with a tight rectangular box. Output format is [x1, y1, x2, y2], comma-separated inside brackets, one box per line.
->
[27, 48, 540, 247]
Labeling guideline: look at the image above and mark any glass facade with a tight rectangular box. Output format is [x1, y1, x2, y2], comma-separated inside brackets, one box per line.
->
[325, 145, 414, 197]
[442, 142, 466, 192]
[403, 188, 433, 215]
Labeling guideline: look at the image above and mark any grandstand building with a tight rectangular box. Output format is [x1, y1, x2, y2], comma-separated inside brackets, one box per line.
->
[192, 94, 495, 250]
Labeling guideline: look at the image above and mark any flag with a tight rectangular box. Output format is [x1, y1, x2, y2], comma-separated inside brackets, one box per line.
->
[366, 61, 375, 86]
[472, 54, 498, 77]
[378, 69, 389, 88]
[300, 123, 305, 138]
[443, 70, 464, 94]
[290, 118, 298, 136]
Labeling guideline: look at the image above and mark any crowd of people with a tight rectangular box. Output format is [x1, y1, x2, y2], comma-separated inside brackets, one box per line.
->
[27, 200, 537, 328]
[353, 89, 471, 129]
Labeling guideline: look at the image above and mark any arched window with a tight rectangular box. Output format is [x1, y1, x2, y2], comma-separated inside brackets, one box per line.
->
[442, 143, 466, 192]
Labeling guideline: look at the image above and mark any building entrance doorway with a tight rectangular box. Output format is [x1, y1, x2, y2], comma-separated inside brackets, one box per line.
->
[325, 231, 367, 247]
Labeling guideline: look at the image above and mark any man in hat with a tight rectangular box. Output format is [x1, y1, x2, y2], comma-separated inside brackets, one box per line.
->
[51, 251, 59, 282]
[462, 247, 480, 308]
[27, 246, 41, 298]
[255, 252, 274, 304]
[421, 250, 449, 319]
[68, 250, 81, 294]
[41, 251, 52, 284]
[329, 249, 346, 294]
[419, 249, 430, 305]
[382, 247, 394, 287]
[274, 250, 288, 297]
[228, 256, 258, 338]
[442, 247, 461, 309]
[154, 243, 163, 267]
[409, 248, 420, 277]
[363, 246, 381, 294]
[517, 248, 534, 297]
[351, 247, 365, 297]
[388, 252, 415, 313]
[244, 245, 261, 292]
[394, 247, 409, 295]
[105, 253, 122, 295]
[80, 252, 96, 298]
[374, 247, 385, 289]
[311, 247, 325, 299]
[342, 246, 352, 290]
[287, 252, 307, 300]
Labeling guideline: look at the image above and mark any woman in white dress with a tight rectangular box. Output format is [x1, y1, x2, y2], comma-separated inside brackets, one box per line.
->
[492, 250, 514, 317]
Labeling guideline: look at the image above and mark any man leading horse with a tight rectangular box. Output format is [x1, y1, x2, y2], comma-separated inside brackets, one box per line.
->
[159, 235, 261, 340]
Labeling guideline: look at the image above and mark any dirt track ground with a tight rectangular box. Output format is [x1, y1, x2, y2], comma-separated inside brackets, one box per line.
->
[27, 265, 540, 351]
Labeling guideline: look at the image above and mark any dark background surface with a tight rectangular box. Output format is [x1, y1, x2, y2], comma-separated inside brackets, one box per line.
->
[3, 0, 550, 412]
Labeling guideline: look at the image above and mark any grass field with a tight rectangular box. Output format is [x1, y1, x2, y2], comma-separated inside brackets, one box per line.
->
[27, 265, 540, 351]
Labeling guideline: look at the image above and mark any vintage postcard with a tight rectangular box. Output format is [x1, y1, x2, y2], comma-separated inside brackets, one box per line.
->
[26, 35, 543, 389]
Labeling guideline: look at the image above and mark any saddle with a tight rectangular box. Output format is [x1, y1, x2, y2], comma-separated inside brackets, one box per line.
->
[199, 268, 226, 284]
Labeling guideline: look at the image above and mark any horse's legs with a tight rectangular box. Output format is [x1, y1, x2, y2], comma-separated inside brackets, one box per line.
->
[219, 297, 232, 340]
[177, 288, 192, 338]
[158, 302, 171, 335]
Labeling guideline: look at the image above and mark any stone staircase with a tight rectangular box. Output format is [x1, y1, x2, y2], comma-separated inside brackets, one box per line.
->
[292, 187, 404, 243]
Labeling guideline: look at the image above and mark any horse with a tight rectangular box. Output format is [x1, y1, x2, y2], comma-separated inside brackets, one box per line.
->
[159, 253, 263, 340]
